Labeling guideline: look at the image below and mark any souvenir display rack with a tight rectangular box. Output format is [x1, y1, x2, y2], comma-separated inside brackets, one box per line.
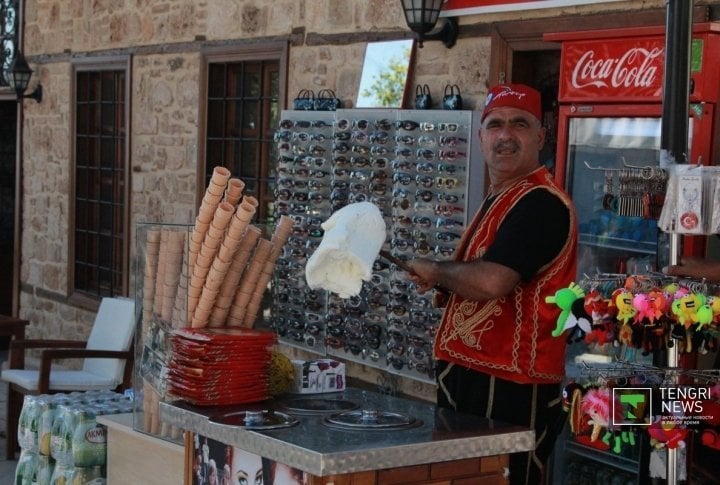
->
[270, 108, 481, 382]
[554, 269, 720, 483]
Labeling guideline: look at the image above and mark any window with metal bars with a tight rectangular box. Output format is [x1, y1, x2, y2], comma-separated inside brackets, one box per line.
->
[0, 0, 18, 88]
[204, 56, 281, 223]
[72, 67, 128, 299]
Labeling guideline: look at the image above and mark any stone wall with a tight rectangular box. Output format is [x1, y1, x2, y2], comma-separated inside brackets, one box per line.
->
[15, 0, 680, 396]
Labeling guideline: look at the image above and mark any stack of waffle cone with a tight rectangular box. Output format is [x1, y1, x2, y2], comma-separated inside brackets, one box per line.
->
[190, 201, 235, 326]
[160, 230, 186, 323]
[141, 229, 161, 335]
[171, 249, 190, 328]
[189, 166, 231, 274]
[152, 230, 170, 316]
[226, 238, 274, 327]
[143, 168, 291, 330]
[242, 215, 294, 328]
[207, 221, 261, 327]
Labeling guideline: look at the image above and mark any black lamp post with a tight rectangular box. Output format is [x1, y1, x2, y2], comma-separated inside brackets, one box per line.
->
[10, 51, 42, 103]
[400, 0, 459, 48]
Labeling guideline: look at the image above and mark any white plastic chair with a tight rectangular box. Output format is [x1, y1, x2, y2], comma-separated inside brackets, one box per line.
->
[1, 297, 136, 458]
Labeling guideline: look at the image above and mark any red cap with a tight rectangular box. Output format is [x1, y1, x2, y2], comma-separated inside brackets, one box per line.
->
[481, 84, 542, 122]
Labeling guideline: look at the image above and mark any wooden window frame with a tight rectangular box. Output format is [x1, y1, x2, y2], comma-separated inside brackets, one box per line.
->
[68, 55, 131, 308]
[198, 41, 289, 223]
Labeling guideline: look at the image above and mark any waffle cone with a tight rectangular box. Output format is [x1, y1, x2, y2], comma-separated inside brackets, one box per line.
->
[187, 294, 200, 318]
[239, 218, 291, 328]
[211, 166, 231, 185]
[270, 215, 294, 260]
[152, 231, 171, 315]
[226, 238, 274, 326]
[242, 260, 277, 328]
[204, 259, 231, 292]
[243, 301, 263, 328]
[197, 287, 219, 312]
[212, 201, 235, 230]
[141, 221, 159, 330]
[224, 178, 245, 207]
[195, 252, 213, 270]
[191, 306, 211, 328]
[204, 229, 223, 250]
[217, 239, 238, 263]
[207, 166, 231, 197]
[197, 200, 217, 225]
[160, 231, 185, 322]
[235, 198, 257, 223]
[225, 314, 242, 326]
[208, 227, 263, 326]
[227, 208, 253, 240]
[172, 250, 190, 328]
[208, 180, 225, 197]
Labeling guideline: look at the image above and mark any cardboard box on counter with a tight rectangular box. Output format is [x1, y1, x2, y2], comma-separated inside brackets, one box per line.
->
[292, 359, 346, 394]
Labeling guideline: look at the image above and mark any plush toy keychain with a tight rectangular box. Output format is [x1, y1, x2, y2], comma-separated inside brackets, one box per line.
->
[672, 292, 704, 327]
[647, 289, 670, 322]
[693, 298, 714, 329]
[545, 282, 592, 340]
[648, 417, 689, 450]
[709, 295, 720, 323]
[583, 290, 614, 347]
[632, 292, 653, 323]
[580, 387, 613, 443]
[615, 289, 637, 325]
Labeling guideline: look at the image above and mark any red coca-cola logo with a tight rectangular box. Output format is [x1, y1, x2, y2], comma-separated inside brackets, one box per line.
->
[558, 36, 668, 101]
[571, 47, 663, 90]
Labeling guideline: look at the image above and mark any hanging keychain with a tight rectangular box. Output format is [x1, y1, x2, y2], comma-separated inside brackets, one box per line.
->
[603, 169, 616, 211]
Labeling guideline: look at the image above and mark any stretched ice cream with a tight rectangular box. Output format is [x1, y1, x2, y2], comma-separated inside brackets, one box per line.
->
[305, 202, 386, 298]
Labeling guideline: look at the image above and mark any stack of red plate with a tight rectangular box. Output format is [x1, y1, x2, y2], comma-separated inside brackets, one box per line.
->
[166, 327, 277, 406]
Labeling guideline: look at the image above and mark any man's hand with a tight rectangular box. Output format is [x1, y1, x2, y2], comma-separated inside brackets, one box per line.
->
[663, 256, 720, 283]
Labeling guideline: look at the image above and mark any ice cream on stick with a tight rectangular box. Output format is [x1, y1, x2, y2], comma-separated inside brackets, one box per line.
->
[305, 202, 386, 298]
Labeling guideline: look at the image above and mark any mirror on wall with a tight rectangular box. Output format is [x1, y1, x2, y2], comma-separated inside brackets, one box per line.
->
[356, 39, 415, 108]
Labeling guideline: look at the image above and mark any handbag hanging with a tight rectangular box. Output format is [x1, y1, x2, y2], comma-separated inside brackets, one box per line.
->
[414, 84, 433, 110]
[314, 89, 342, 111]
[293, 89, 316, 111]
[443, 84, 463, 110]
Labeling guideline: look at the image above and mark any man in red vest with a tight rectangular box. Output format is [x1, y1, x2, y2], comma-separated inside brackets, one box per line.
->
[407, 83, 578, 485]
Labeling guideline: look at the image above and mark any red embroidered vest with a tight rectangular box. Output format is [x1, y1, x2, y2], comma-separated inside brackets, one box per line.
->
[433, 167, 578, 384]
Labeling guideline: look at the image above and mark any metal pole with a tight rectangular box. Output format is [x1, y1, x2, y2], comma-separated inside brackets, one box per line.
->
[661, 1, 693, 484]
[661, 0, 693, 163]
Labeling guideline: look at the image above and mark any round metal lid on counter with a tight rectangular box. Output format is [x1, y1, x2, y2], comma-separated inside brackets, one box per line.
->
[209, 409, 300, 430]
[323, 409, 421, 430]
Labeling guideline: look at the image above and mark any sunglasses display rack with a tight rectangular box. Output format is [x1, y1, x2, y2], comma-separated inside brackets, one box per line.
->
[271, 108, 482, 383]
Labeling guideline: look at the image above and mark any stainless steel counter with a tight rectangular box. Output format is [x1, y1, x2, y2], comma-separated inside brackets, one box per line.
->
[159, 388, 535, 476]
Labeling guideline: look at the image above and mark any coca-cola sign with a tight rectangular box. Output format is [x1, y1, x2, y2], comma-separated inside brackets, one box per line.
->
[559, 37, 666, 102]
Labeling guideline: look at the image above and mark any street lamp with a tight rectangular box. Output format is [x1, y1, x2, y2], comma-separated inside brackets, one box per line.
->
[400, 0, 459, 48]
[10, 51, 42, 103]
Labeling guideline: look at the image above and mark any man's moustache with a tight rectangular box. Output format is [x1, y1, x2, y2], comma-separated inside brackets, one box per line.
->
[493, 141, 520, 152]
